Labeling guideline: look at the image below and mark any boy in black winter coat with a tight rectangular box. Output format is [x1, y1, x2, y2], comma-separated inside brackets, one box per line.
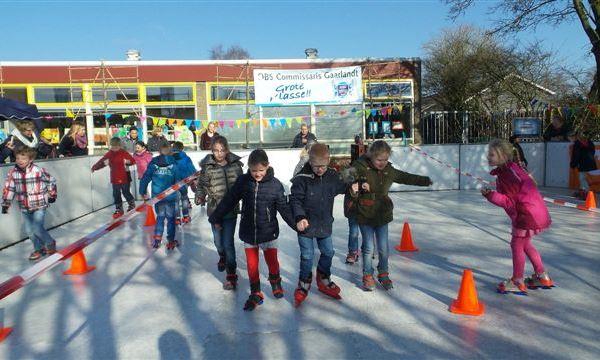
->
[209, 149, 295, 311]
[290, 143, 348, 307]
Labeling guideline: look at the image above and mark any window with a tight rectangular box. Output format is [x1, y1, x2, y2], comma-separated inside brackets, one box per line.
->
[34, 87, 83, 103]
[1, 88, 27, 103]
[366, 82, 412, 99]
[146, 106, 196, 120]
[209, 104, 259, 145]
[92, 87, 139, 102]
[314, 105, 362, 141]
[211, 85, 255, 101]
[262, 106, 310, 144]
[146, 86, 193, 102]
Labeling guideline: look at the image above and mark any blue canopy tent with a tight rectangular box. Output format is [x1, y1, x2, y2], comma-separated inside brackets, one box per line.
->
[0, 97, 44, 133]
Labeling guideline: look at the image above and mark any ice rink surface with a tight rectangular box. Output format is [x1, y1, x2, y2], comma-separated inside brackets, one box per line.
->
[0, 189, 599, 360]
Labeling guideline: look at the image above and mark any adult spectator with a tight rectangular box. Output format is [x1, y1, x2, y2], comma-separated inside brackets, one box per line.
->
[58, 121, 88, 157]
[147, 127, 169, 152]
[543, 114, 569, 142]
[200, 121, 219, 150]
[121, 127, 140, 153]
[0, 120, 40, 163]
[509, 135, 528, 170]
[291, 123, 317, 148]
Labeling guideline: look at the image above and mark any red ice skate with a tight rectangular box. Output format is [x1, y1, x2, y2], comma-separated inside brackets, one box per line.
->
[294, 277, 312, 307]
[316, 271, 341, 300]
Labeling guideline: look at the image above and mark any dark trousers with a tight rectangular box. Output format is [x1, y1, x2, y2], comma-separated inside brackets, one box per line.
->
[112, 183, 134, 210]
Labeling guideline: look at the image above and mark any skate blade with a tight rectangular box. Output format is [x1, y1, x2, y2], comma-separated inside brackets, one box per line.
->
[497, 289, 528, 296]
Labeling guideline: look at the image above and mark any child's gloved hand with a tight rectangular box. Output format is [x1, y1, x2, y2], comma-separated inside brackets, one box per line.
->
[361, 182, 370, 192]
[214, 223, 222, 230]
[297, 219, 309, 232]
[1, 204, 9, 214]
[48, 197, 56, 203]
[481, 188, 492, 196]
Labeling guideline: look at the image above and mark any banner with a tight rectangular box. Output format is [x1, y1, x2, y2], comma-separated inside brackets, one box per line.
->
[253, 66, 363, 106]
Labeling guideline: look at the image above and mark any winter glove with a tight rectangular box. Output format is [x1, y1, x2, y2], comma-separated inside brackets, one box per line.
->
[1, 204, 9, 214]
[48, 197, 56, 203]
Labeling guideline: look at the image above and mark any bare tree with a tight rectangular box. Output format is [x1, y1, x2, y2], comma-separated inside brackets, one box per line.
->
[444, 0, 600, 102]
[210, 44, 251, 60]
[423, 25, 513, 111]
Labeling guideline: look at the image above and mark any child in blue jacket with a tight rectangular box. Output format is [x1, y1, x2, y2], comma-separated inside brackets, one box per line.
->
[171, 141, 197, 224]
[140, 143, 181, 249]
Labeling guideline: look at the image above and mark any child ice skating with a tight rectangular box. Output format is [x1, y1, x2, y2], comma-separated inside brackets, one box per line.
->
[91, 137, 137, 218]
[139, 143, 181, 250]
[171, 141, 197, 224]
[290, 143, 348, 307]
[341, 166, 361, 265]
[2, 147, 58, 260]
[482, 139, 554, 294]
[349, 140, 432, 291]
[195, 136, 244, 290]
[209, 149, 295, 311]
[133, 141, 153, 180]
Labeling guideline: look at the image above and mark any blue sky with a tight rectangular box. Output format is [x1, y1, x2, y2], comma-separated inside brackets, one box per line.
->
[0, 0, 592, 69]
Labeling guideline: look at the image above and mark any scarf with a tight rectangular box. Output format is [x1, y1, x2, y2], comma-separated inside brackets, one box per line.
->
[75, 133, 88, 149]
[11, 128, 38, 148]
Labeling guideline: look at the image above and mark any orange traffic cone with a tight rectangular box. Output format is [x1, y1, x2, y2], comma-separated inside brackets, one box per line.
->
[144, 203, 157, 227]
[0, 327, 11, 343]
[449, 269, 485, 316]
[585, 191, 596, 209]
[395, 222, 419, 252]
[63, 250, 96, 275]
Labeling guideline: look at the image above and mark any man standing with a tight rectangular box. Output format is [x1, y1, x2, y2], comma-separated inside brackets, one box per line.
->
[121, 127, 140, 153]
[292, 124, 317, 148]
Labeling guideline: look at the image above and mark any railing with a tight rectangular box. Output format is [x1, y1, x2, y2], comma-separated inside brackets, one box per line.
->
[421, 110, 549, 144]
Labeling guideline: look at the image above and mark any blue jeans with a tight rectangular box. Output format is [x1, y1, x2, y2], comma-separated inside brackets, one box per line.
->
[155, 201, 176, 240]
[359, 224, 389, 276]
[22, 208, 56, 252]
[348, 217, 360, 253]
[178, 187, 190, 217]
[112, 183, 134, 210]
[211, 217, 237, 274]
[298, 235, 334, 280]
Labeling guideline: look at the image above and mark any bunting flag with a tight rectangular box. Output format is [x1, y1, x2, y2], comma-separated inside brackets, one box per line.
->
[236, 119, 243, 128]
[158, 118, 166, 126]
[269, 119, 277, 128]
[228, 120, 235, 128]
[185, 119, 192, 127]
[104, 113, 112, 119]
[152, 118, 159, 126]
[286, 118, 292, 128]
[262, 119, 269, 128]
[66, 109, 76, 119]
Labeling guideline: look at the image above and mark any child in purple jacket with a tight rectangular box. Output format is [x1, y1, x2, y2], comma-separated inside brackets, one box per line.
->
[482, 139, 554, 294]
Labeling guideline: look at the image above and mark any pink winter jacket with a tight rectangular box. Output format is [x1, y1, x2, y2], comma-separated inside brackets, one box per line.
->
[133, 151, 153, 179]
[485, 162, 551, 231]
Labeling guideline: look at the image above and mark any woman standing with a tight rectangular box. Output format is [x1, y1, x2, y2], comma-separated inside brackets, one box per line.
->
[200, 121, 219, 150]
[58, 121, 88, 157]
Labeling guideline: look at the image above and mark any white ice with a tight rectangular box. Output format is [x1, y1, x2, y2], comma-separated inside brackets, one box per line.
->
[0, 189, 599, 359]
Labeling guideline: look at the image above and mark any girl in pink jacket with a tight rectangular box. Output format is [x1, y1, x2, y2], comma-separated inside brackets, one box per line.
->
[133, 141, 153, 179]
[482, 139, 554, 294]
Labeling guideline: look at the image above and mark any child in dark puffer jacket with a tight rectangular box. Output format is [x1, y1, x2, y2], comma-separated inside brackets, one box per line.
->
[290, 144, 349, 307]
[209, 149, 295, 311]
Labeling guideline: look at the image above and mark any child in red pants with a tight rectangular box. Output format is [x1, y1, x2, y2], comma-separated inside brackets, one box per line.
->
[482, 139, 554, 294]
[209, 149, 295, 311]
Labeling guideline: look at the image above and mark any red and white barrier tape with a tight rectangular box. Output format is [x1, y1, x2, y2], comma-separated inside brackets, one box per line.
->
[0, 172, 200, 301]
[408, 144, 599, 214]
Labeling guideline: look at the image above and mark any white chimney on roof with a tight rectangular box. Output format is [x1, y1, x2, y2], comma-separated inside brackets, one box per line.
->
[305, 48, 318, 59]
[126, 49, 141, 61]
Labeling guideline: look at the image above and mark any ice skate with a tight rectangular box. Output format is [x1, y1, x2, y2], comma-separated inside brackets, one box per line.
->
[294, 278, 311, 307]
[345, 250, 359, 264]
[268, 273, 285, 298]
[243, 292, 264, 311]
[126, 201, 135, 212]
[377, 272, 394, 290]
[166, 239, 179, 250]
[362, 274, 376, 291]
[217, 254, 226, 272]
[316, 271, 341, 299]
[152, 235, 162, 249]
[223, 274, 238, 290]
[497, 278, 527, 295]
[28, 250, 43, 261]
[525, 272, 554, 289]
[112, 209, 124, 219]
[182, 215, 191, 224]
[175, 218, 182, 225]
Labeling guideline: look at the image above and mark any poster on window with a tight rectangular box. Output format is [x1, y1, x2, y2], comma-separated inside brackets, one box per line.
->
[253, 66, 363, 106]
[173, 126, 195, 145]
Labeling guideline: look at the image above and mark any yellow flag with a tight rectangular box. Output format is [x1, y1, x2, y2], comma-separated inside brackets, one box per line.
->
[66, 109, 75, 119]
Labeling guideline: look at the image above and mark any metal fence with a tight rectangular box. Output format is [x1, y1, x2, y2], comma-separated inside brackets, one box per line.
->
[421, 110, 549, 144]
